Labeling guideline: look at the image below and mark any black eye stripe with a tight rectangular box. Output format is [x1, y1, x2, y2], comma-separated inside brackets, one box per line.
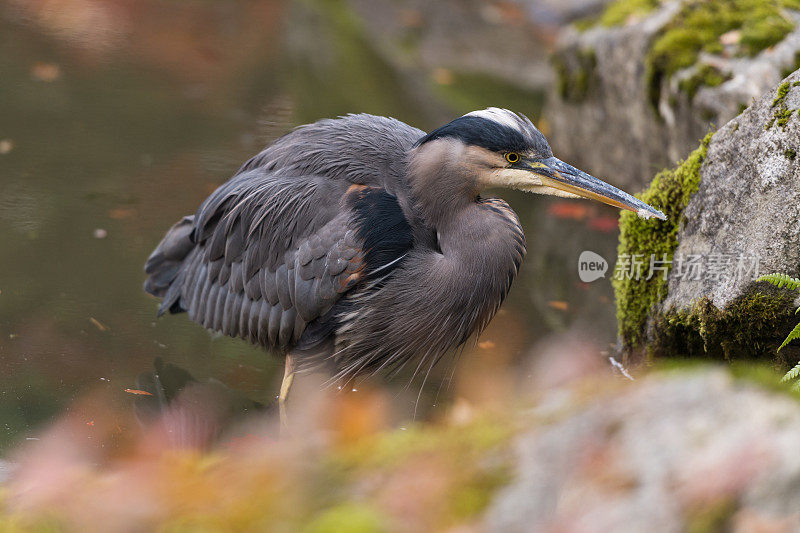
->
[416, 116, 528, 152]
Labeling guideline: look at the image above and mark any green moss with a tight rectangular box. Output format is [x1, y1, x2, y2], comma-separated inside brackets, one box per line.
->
[785, 148, 797, 160]
[305, 504, 387, 533]
[448, 467, 511, 520]
[773, 80, 792, 106]
[599, 0, 660, 27]
[646, 0, 800, 113]
[776, 105, 793, 128]
[764, 81, 797, 129]
[678, 64, 731, 101]
[575, 0, 660, 30]
[338, 416, 512, 470]
[729, 361, 800, 398]
[552, 48, 597, 102]
[686, 497, 737, 533]
[648, 292, 797, 362]
[614, 133, 713, 349]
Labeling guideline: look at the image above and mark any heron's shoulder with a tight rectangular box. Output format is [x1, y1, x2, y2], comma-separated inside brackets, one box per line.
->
[236, 114, 425, 181]
[292, 114, 426, 151]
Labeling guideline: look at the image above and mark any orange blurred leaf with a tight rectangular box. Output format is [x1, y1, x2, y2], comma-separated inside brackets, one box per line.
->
[89, 317, 110, 331]
[587, 216, 619, 233]
[108, 208, 135, 219]
[124, 389, 153, 396]
[547, 202, 589, 221]
[31, 62, 61, 82]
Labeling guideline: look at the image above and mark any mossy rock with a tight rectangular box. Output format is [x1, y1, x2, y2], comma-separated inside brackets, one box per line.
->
[644, 0, 800, 112]
[552, 48, 598, 103]
[614, 72, 800, 364]
[614, 133, 712, 350]
[549, 0, 800, 191]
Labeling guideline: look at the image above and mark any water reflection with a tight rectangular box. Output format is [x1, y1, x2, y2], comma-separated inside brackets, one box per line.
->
[0, 0, 620, 452]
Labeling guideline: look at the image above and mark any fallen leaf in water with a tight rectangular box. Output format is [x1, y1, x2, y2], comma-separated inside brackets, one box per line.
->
[548, 301, 569, 311]
[432, 68, 454, 85]
[124, 389, 153, 396]
[89, 317, 110, 331]
[0, 139, 13, 154]
[31, 62, 61, 82]
[86, 421, 94, 427]
[547, 202, 589, 221]
[588, 216, 619, 233]
[93, 228, 107, 239]
[477, 340, 496, 350]
[108, 208, 135, 219]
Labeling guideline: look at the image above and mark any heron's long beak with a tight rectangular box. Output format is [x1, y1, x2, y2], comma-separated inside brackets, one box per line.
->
[521, 156, 666, 220]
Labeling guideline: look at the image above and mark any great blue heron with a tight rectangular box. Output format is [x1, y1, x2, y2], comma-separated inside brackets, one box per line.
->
[144, 108, 664, 421]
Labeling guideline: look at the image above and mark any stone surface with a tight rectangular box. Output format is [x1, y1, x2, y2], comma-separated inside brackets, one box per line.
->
[614, 70, 800, 360]
[662, 72, 800, 312]
[486, 369, 800, 532]
[547, 1, 800, 190]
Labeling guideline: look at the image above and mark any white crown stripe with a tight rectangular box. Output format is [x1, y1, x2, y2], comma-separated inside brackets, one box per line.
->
[464, 108, 523, 130]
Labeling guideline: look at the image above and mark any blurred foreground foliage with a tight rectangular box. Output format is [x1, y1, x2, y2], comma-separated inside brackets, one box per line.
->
[0, 405, 514, 532]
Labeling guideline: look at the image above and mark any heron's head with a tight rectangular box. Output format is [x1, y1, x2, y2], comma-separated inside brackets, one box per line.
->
[413, 108, 665, 220]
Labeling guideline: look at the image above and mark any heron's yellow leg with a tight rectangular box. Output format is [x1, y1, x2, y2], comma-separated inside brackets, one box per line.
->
[279, 354, 295, 429]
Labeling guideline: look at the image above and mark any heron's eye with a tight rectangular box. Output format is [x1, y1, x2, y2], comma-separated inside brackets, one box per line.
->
[505, 152, 520, 164]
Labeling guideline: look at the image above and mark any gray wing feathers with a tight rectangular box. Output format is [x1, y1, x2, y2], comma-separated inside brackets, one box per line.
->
[143, 215, 196, 315]
[160, 175, 365, 353]
[145, 113, 424, 353]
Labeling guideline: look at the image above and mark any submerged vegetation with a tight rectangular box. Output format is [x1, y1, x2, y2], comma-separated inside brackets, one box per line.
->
[614, 133, 713, 349]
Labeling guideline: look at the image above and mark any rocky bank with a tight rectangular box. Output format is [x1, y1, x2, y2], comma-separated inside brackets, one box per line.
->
[615, 70, 800, 363]
[547, 0, 800, 190]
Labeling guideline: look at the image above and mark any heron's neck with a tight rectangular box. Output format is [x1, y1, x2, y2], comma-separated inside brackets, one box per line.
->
[406, 142, 480, 231]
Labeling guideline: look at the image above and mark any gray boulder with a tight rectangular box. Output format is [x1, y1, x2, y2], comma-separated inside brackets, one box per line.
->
[486, 369, 800, 532]
[615, 70, 800, 362]
[547, 0, 800, 190]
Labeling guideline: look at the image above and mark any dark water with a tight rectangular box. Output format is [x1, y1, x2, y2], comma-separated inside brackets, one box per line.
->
[0, 0, 620, 450]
